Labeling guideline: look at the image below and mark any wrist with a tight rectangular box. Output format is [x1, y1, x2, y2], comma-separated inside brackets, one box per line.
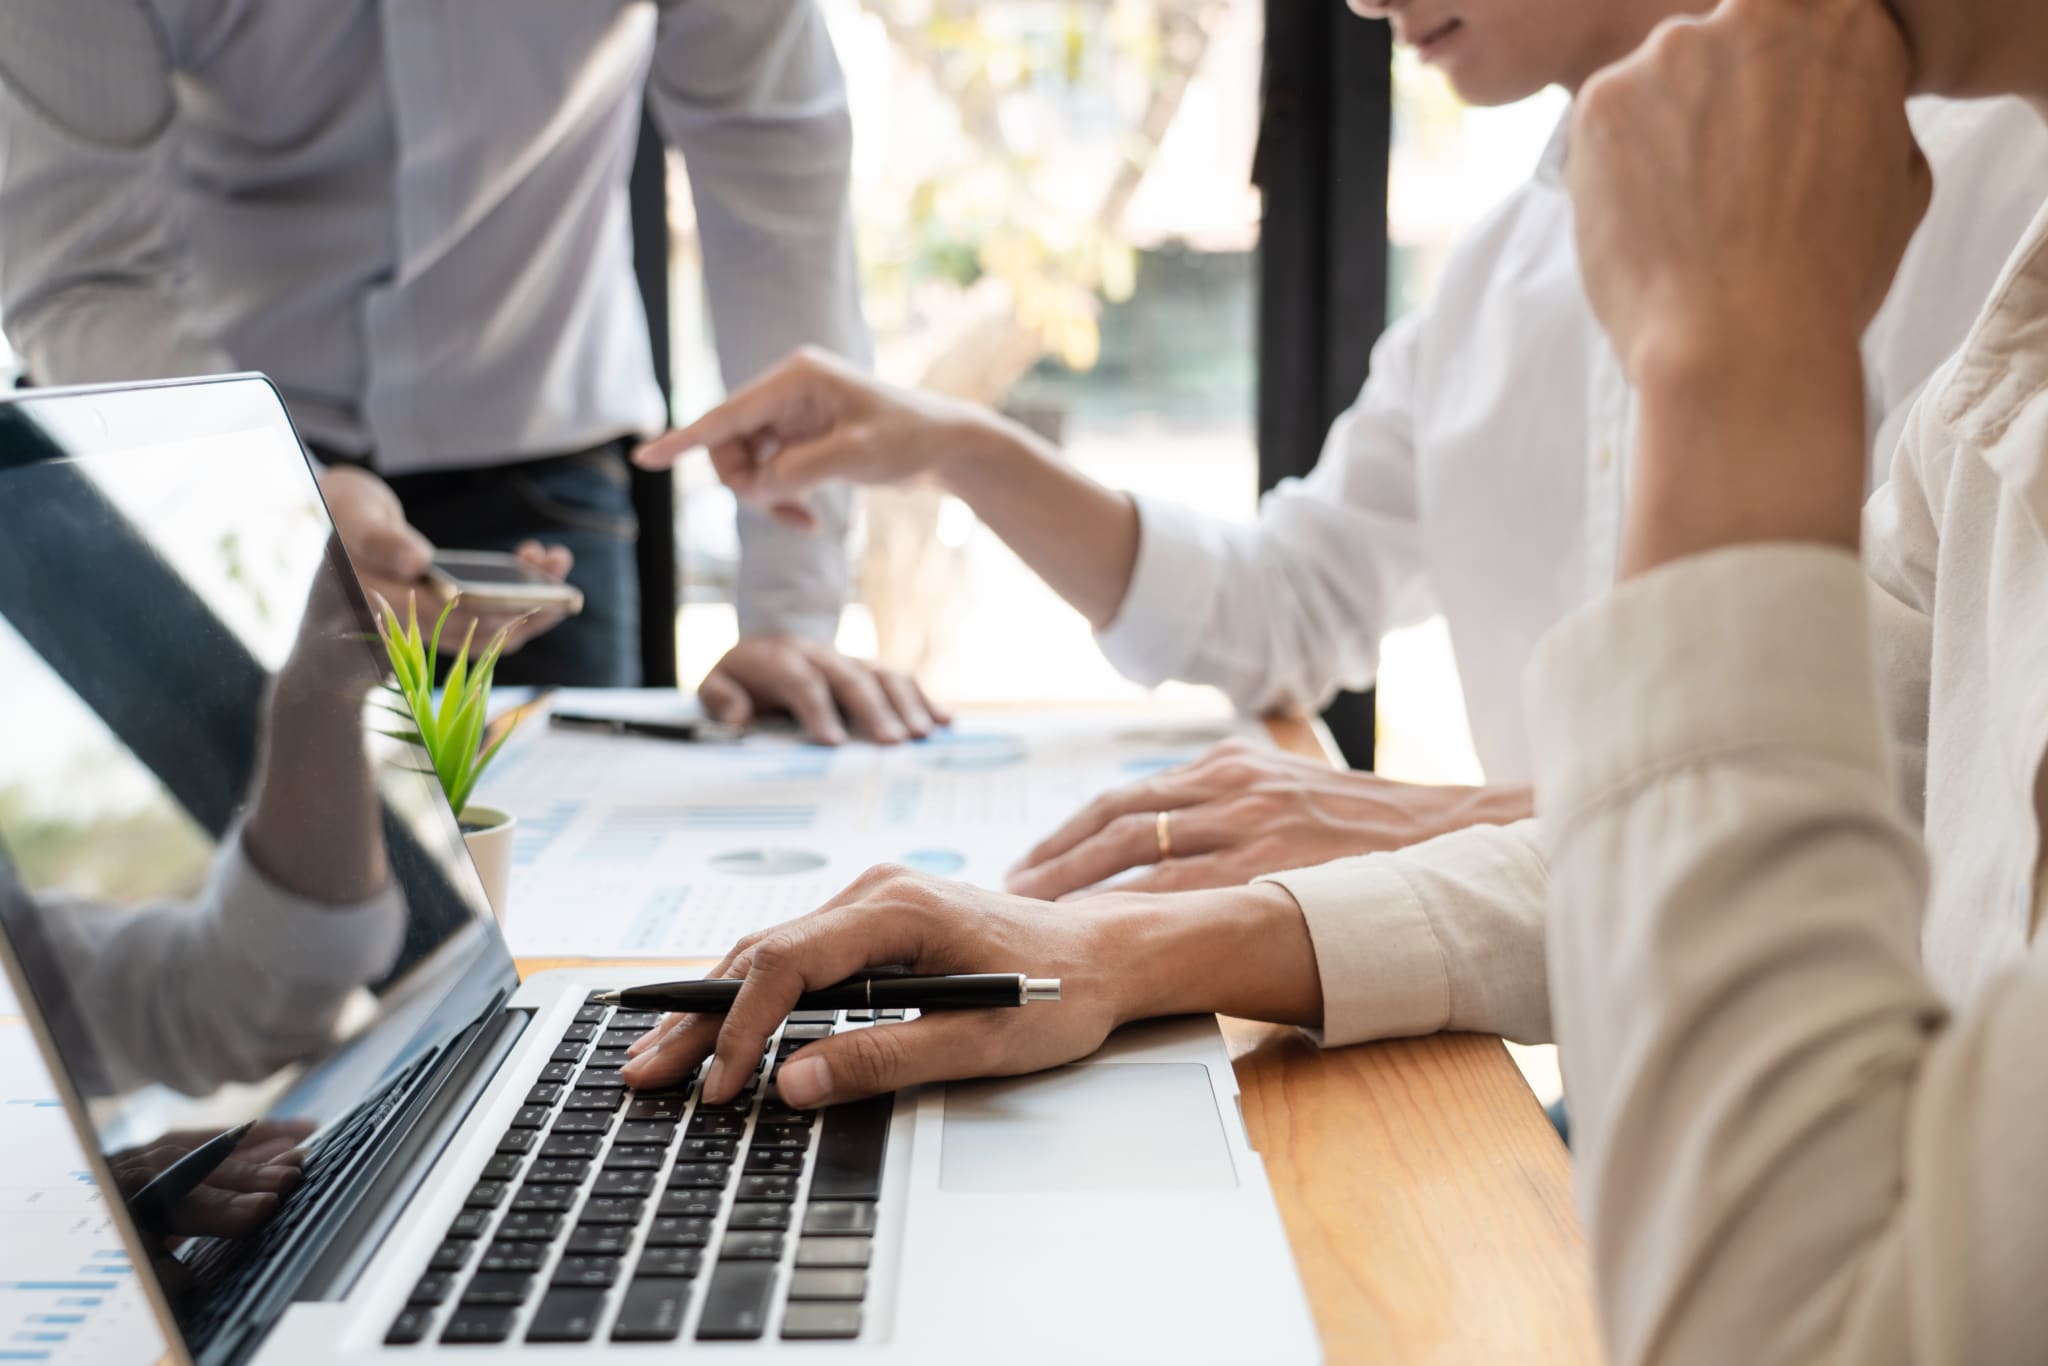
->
[931, 408, 1052, 506]
[1089, 883, 1322, 1030]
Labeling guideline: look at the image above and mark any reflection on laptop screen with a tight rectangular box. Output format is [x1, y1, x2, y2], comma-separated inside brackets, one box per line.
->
[0, 380, 517, 1357]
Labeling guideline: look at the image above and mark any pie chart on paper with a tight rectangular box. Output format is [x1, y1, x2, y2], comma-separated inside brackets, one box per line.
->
[710, 847, 830, 877]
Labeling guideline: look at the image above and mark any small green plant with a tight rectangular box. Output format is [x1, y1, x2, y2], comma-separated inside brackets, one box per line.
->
[376, 597, 518, 824]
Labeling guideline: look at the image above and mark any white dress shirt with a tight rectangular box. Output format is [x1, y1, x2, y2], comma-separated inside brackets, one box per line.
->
[0, 0, 866, 639]
[1522, 191, 2048, 1362]
[1098, 96, 2048, 784]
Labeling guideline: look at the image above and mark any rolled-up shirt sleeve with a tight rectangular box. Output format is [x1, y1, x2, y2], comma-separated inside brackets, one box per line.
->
[1526, 543, 2048, 1364]
[1097, 312, 1436, 716]
[36, 832, 407, 1098]
[1257, 818, 1552, 1048]
[649, 0, 869, 643]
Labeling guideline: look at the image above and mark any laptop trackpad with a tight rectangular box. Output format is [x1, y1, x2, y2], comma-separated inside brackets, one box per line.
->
[939, 1063, 1237, 1192]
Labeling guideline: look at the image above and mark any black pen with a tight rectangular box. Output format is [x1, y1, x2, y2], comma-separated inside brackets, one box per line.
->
[548, 711, 732, 742]
[129, 1119, 257, 1233]
[589, 972, 1062, 1013]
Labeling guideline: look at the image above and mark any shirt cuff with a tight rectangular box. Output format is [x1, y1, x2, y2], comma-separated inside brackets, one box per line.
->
[1095, 493, 1230, 689]
[1258, 855, 1452, 1048]
[1526, 543, 1890, 830]
[213, 834, 409, 988]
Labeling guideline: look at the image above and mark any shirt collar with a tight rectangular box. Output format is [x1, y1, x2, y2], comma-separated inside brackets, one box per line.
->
[1534, 108, 1572, 189]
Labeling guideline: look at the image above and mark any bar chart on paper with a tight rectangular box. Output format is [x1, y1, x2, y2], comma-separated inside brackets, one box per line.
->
[475, 701, 1259, 958]
[0, 1024, 162, 1364]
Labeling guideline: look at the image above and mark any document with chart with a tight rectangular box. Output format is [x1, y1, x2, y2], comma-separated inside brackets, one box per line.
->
[474, 701, 1257, 958]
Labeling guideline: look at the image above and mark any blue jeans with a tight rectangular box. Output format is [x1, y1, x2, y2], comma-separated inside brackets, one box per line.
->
[384, 444, 643, 687]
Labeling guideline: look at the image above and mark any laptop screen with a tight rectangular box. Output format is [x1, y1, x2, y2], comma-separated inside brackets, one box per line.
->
[0, 379, 518, 1359]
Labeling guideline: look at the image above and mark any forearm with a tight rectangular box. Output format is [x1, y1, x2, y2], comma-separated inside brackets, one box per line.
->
[939, 417, 1141, 630]
[242, 692, 387, 906]
[1102, 883, 1324, 1030]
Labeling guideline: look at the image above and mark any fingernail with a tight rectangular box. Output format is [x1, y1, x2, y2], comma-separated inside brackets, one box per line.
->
[704, 1056, 732, 1103]
[879, 725, 906, 745]
[776, 1055, 832, 1109]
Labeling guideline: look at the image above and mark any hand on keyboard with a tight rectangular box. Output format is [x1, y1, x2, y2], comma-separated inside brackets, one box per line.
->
[619, 867, 1134, 1109]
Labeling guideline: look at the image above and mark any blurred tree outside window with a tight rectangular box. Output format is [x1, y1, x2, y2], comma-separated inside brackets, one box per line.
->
[667, 0, 1264, 707]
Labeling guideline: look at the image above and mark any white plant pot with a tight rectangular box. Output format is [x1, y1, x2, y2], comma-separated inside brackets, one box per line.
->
[460, 805, 517, 923]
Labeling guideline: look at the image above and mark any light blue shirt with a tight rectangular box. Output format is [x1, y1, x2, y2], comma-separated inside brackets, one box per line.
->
[0, 0, 865, 638]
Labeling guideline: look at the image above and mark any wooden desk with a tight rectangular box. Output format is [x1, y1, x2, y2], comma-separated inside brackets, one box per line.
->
[518, 713, 1600, 1364]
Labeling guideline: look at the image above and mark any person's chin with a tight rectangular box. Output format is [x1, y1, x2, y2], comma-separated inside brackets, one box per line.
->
[1440, 59, 1546, 109]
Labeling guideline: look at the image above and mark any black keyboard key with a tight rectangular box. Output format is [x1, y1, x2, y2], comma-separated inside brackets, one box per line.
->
[479, 1242, 549, 1273]
[525, 1158, 591, 1185]
[743, 1149, 805, 1176]
[779, 1022, 834, 1041]
[578, 1197, 646, 1226]
[695, 1260, 776, 1340]
[481, 1154, 522, 1181]
[757, 1103, 814, 1126]
[550, 1255, 622, 1289]
[566, 1224, 632, 1257]
[447, 1210, 493, 1239]
[612, 1277, 692, 1341]
[549, 1111, 614, 1135]
[645, 1216, 713, 1247]
[496, 1129, 538, 1155]
[428, 1239, 471, 1272]
[598, 1028, 646, 1049]
[684, 1113, 747, 1139]
[511, 1185, 578, 1213]
[781, 1303, 863, 1340]
[540, 1133, 603, 1160]
[440, 1306, 517, 1344]
[737, 1174, 798, 1203]
[575, 1004, 609, 1024]
[408, 1271, 457, 1305]
[538, 1061, 578, 1084]
[561, 1022, 600, 1042]
[465, 1181, 508, 1209]
[636, 1246, 703, 1278]
[525, 1083, 563, 1107]
[658, 1190, 722, 1220]
[680, 1137, 739, 1162]
[498, 1212, 565, 1241]
[616, 1121, 677, 1146]
[749, 1123, 811, 1150]
[594, 1169, 657, 1198]
[612, 1010, 662, 1029]
[459, 1272, 533, 1306]
[575, 1068, 627, 1090]
[788, 1009, 837, 1024]
[788, 1268, 867, 1301]
[386, 1308, 433, 1345]
[802, 1202, 879, 1236]
[589, 1047, 632, 1068]
[527, 1287, 607, 1343]
[625, 1095, 686, 1121]
[727, 1204, 790, 1232]
[509, 1104, 551, 1129]
[841, 1010, 874, 1023]
[795, 1237, 871, 1268]
[550, 1041, 588, 1064]
[812, 1095, 892, 1201]
[666, 1162, 730, 1190]
[719, 1231, 784, 1261]
[602, 1146, 668, 1172]
[876, 1008, 906, 1021]
[562, 1087, 624, 1111]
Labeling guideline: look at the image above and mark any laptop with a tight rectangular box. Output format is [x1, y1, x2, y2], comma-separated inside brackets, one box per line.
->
[0, 376, 1320, 1364]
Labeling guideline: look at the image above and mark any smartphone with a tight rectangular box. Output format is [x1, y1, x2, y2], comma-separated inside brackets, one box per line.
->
[427, 550, 585, 615]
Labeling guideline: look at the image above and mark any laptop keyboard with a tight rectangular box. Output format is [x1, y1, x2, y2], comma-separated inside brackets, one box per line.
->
[385, 997, 896, 1347]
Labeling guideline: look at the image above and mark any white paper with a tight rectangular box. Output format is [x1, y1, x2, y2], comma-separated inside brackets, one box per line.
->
[0, 1024, 164, 1364]
[474, 700, 1260, 959]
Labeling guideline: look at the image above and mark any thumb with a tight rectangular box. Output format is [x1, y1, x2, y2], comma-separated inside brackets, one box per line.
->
[354, 517, 435, 581]
[774, 1014, 989, 1109]
[753, 429, 867, 501]
[698, 669, 755, 729]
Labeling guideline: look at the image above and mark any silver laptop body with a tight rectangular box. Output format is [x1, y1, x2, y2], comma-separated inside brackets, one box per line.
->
[0, 377, 1320, 1364]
